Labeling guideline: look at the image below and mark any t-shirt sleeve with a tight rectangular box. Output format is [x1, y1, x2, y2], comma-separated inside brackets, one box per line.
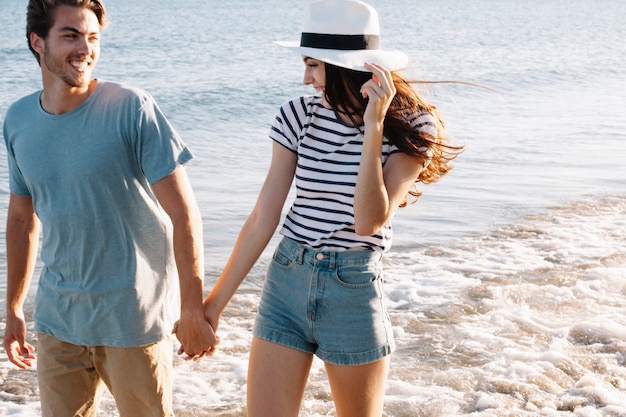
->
[412, 111, 438, 142]
[412, 112, 437, 166]
[389, 111, 437, 162]
[5, 140, 31, 197]
[4, 102, 32, 196]
[132, 92, 193, 184]
[269, 97, 310, 153]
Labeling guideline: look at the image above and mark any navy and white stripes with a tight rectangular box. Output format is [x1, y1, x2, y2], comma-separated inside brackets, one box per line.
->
[270, 94, 435, 252]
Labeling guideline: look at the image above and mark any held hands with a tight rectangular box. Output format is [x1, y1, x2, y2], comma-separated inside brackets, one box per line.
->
[172, 309, 220, 361]
[360, 62, 396, 129]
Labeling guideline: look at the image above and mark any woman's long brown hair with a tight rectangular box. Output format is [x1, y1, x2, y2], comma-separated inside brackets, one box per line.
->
[323, 63, 464, 205]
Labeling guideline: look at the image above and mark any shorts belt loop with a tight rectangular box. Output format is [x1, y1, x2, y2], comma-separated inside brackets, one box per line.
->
[296, 246, 305, 264]
[328, 251, 336, 270]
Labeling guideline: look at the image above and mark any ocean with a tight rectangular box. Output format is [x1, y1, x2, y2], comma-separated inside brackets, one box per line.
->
[1, 0, 626, 415]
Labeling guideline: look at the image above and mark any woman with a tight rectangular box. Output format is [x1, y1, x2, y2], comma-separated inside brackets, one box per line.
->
[201, 1, 462, 415]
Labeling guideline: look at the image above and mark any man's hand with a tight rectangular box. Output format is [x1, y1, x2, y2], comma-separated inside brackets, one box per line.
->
[3, 313, 36, 369]
[172, 311, 220, 360]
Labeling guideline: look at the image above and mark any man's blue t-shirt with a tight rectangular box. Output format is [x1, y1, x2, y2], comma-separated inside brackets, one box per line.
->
[3, 80, 193, 347]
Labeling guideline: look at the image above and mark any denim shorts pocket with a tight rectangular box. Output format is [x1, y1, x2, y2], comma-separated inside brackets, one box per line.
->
[333, 262, 382, 289]
[271, 247, 296, 270]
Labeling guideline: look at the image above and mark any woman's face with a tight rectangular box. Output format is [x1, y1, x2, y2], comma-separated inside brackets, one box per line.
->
[302, 56, 326, 94]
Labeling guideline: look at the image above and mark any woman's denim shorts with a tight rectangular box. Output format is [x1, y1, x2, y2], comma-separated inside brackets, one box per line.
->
[253, 237, 396, 366]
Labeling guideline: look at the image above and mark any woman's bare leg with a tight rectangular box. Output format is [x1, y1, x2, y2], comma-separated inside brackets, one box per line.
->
[325, 356, 390, 417]
[247, 337, 314, 417]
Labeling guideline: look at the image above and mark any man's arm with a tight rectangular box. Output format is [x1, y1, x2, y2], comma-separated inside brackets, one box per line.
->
[3, 193, 40, 369]
[151, 167, 218, 358]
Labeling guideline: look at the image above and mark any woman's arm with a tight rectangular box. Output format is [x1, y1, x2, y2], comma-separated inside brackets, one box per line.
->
[203, 142, 297, 328]
[353, 63, 425, 235]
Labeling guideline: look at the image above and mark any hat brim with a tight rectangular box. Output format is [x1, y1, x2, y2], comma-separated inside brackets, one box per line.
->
[274, 40, 409, 72]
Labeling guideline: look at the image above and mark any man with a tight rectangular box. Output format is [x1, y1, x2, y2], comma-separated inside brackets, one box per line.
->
[2, 1, 217, 415]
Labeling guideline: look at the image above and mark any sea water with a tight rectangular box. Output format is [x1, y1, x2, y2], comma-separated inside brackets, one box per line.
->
[1, 0, 626, 415]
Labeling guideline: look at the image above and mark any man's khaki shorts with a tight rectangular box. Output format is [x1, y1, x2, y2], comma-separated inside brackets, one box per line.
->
[37, 332, 174, 417]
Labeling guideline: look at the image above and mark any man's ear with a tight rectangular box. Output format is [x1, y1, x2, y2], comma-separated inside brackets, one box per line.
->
[30, 32, 45, 56]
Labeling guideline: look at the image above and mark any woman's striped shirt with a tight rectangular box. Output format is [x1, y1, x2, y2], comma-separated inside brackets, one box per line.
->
[270, 94, 436, 252]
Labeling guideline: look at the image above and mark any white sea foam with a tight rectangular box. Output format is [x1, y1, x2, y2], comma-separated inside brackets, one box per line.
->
[3, 196, 624, 416]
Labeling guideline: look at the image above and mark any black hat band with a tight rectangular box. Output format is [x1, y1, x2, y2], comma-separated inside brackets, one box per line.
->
[300, 32, 380, 51]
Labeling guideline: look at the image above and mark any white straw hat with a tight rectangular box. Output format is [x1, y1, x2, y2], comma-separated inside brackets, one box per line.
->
[274, 0, 409, 72]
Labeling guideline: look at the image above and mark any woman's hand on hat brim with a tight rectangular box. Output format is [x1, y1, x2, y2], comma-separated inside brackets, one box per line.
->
[361, 62, 396, 127]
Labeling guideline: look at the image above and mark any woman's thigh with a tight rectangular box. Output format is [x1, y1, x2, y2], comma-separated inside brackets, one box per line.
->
[325, 356, 391, 417]
[247, 337, 314, 417]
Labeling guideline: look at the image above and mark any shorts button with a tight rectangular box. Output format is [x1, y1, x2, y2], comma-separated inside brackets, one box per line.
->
[316, 253, 324, 260]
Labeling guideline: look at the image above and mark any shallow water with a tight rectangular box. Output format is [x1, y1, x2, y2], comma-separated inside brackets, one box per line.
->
[1, 0, 626, 415]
